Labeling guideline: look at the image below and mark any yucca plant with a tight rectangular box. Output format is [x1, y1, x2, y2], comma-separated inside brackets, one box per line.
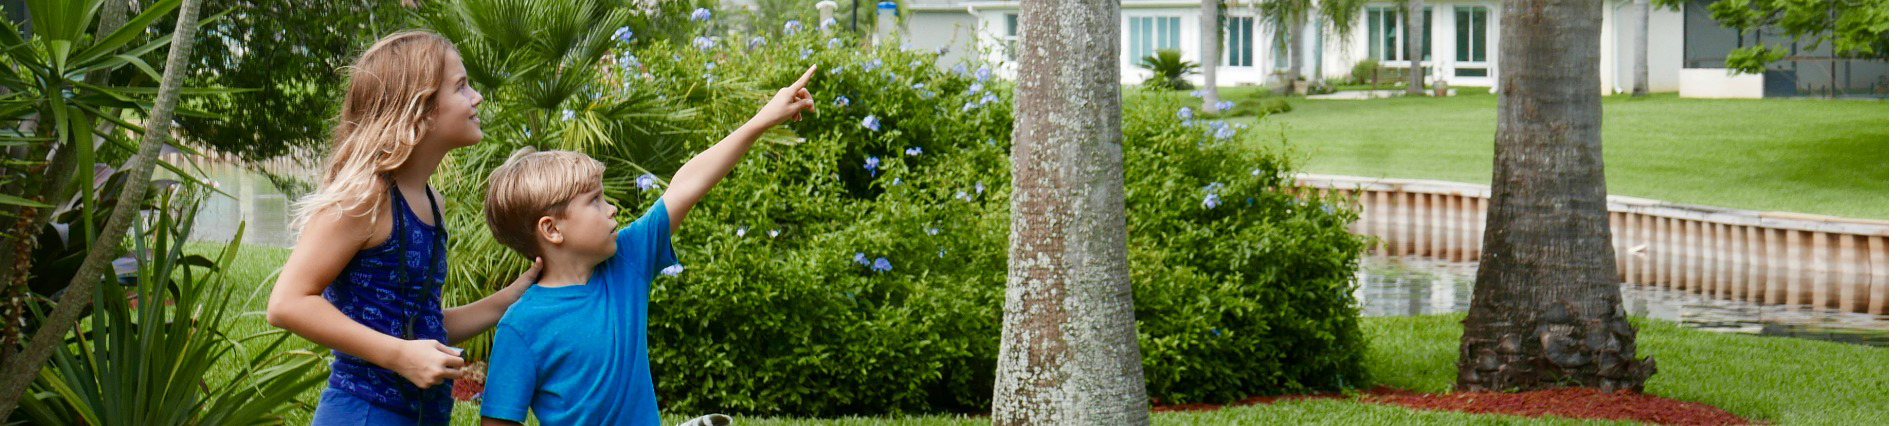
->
[416, 0, 708, 361]
[12, 185, 325, 425]
[1138, 49, 1198, 90]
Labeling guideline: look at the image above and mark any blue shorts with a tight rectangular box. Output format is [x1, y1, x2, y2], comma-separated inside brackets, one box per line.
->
[310, 387, 450, 426]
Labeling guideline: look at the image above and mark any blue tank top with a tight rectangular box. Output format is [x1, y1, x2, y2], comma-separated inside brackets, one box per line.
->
[321, 184, 452, 422]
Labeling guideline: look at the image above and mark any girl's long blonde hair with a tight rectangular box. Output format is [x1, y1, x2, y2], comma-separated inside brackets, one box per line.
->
[293, 31, 459, 230]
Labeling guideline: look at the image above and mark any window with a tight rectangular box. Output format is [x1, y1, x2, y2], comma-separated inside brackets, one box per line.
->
[1128, 16, 1182, 65]
[1273, 36, 1289, 69]
[1455, 6, 1488, 62]
[1005, 14, 1019, 61]
[1224, 16, 1255, 67]
[1367, 6, 1431, 62]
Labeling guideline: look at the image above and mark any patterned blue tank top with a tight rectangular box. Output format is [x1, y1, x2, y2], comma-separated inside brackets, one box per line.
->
[321, 184, 452, 422]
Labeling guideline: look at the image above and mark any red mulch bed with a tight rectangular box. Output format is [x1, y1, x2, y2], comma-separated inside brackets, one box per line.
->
[1153, 386, 1755, 426]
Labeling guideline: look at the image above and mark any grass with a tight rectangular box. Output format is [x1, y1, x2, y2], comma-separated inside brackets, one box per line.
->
[191, 243, 1885, 425]
[1167, 87, 1889, 219]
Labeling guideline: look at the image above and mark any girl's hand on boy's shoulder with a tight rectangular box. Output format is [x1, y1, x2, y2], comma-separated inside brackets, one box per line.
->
[748, 65, 819, 128]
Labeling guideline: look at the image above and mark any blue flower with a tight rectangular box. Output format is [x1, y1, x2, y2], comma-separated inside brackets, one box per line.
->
[636, 174, 659, 190]
[660, 264, 684, 276]
[612, 26, 633, 42]
[974, 182, 985, 195]
[1190, 89, 1206, 98]
[1209, 328, 1223, 336]
[966, 82, 984, 95]
[909, 60, 922, 68]
[863, 155, 880, 176]
[911, 82, 927, 91]
[1321, 204, 1335, 214]
[890, 177, 902, 185]
[820, 18, 838, 30]
[1202, 193, 1220, 209]
[1213, 126, 1236, 140]
[1251, 169, 1262, 176]
[905, 146, 922, 156]
[783, 19, 803, 35]
[736, 226, 749, 237]
[690, 8, 712, 21]
[962, 102, 977, 111]
[692, 36, 715, 51]
[924, 226, 940, 235]
[705, 61, 716, 70]
[980, 92, 998, 105]
[861, 58, 883, 71]
[748, 36, 766, 49]
[861, 115, 880, 131]
[871, 257, 893, 272]
[953, 191, 971, 201]
[828, 66, 845, 75]
[951, 64, 968, 75]
[920, 90, 936, 99]
[800, 48, 814, 59]
[854, 252, 870, 266]
[975, 66, 993, 82]
[1176, 107, 1193, 120]
[987, 138, 996, 145]
[560, 109, 574, 120]
[834, 96, 851, 107]
[1215, 100, 1235, 112]
[1201, 182, 1224, 193]
[938, 247, 947, 257]
[768, 229, 781, 238]
[827, 38, 842, 49]
[900, 42, 915, 51]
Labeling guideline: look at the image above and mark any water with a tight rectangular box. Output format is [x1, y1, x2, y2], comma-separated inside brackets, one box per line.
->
[1354, 256, 1890, 347]
[178, 162, 300, 248]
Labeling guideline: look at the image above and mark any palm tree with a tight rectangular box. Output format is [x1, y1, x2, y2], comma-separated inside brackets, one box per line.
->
[1263, 0, 1367, 95]
[1632, 0, 1651, 97]
[1406, 0, 1424, 95]
[0, 0, 212, 416]
[992, 0, 1148, 422]
[1201, 0, 1222, 113]
[1454, 0, 1655, 392]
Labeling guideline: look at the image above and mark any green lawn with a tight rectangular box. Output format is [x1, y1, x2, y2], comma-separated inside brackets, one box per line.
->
[1181, 87, 1888, 219]
[198, 244, 1885, 425]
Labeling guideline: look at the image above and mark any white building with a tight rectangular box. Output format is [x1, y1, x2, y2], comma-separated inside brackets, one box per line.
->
[899, 0, 1886, 98]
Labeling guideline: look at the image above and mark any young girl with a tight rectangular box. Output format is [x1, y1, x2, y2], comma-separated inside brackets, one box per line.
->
[266, 31, 541, 425]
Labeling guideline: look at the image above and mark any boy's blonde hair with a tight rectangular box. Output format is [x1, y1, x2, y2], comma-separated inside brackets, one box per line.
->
[484, 148, 606, 259]
[293, 31, 459, 229]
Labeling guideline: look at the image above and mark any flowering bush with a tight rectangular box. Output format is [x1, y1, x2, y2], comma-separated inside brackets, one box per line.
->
[438, 8, 1366, 416]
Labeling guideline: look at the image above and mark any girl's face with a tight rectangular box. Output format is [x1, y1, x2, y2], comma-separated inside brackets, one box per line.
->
[430, 53, 484, 147]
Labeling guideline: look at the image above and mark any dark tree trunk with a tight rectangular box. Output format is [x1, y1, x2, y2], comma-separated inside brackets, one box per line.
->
[1455, 0, 1655, 393]
[991, 0, 1148, 423]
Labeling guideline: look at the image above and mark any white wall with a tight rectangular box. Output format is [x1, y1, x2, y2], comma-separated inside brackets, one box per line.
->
[1600, 1, 1685, 94]
[1679, 69, 1764, 98]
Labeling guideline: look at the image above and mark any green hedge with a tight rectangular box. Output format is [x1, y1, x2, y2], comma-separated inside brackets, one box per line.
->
[439, 16, 1368, 416]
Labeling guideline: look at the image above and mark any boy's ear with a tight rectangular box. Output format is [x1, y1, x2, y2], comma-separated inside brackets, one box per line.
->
[536, 216, 564, 245]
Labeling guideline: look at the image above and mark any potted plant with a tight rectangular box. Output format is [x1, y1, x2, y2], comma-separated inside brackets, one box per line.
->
[1292, 75, 1309, 96]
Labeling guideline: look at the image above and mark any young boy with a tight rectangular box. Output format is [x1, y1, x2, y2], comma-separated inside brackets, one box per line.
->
[477, 66, 817, 425]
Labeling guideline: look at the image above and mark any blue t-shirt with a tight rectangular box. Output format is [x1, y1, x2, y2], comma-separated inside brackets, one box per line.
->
[479, 200, 679, 425]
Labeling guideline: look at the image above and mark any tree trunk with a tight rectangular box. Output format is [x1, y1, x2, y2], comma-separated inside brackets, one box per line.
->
[1201, 0, 1221, 113]
[0, 0, 207, 418]
[1406, 0, 1424, 95]
[992, 0, 1149, 423]
[1455, 0, 1654, 394]
[1284, 11, 1305, 95]
[1631, 0, 1650, 97]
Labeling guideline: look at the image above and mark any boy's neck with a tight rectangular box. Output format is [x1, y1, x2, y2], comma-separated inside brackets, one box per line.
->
[534, 255, 600, 288]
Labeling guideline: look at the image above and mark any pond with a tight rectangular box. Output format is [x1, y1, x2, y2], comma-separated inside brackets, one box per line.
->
[1354, 255, 1890, 347]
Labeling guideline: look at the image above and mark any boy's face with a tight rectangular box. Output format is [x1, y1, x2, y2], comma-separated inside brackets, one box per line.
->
[544, 186, 619, 262]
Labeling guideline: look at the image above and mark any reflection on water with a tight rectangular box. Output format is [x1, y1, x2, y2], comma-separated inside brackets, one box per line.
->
[1354, 256, 1889, 347]
[180, 163, 299, 248]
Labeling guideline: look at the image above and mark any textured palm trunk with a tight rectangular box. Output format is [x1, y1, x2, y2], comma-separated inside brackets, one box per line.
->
[1201, 0, 1221, 113]
[1632, 0, 1650, 97]
[1406, 0, 1424, 95]
[0, 0, 207, 418]
[992, 0, 1149, 423]
[1454, 0, 1655, 393]
[1284, 11, 1305, 95]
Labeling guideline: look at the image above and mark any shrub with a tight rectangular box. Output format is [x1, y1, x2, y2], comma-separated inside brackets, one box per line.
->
[1139, 49, 1199, 91]
[439, 13, 1368, 416]
[1350, 59, 1381, 85]
[1265, 98, 1293, 114]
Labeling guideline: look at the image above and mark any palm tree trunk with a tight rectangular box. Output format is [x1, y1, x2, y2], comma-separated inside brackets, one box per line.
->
[1285, 11, 1305, 95]
[1632, 0, 1650, 97]
[1406, 0, 1424, 95]
[1201, 0, 1222, 113]
[992, 0, 1148, 422]
[1454, 0, 1654, 393]
[0, 0, 207, 417]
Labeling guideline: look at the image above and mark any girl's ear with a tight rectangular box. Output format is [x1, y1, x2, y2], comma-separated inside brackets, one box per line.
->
[537, 216, 564, 245]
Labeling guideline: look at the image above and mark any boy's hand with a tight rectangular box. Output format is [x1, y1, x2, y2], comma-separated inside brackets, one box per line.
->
[748, 65, 819, 127]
